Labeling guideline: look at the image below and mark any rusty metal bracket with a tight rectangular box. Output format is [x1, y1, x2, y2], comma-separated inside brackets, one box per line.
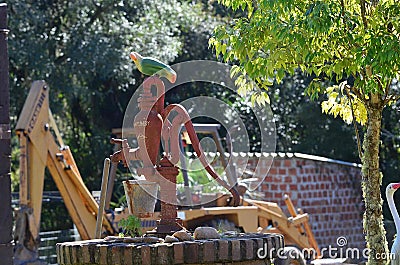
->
[0, 124, 10, 140]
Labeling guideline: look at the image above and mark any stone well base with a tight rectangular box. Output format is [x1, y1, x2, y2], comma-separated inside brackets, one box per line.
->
[57, 233, 283, 265]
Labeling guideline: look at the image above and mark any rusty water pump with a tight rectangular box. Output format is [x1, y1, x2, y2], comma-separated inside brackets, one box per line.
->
[111, 76, 239, 235]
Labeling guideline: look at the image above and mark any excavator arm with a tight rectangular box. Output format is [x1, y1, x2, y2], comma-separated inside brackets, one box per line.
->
[14, 81, 115, 265]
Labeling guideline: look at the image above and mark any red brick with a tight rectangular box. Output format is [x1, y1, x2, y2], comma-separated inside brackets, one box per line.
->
[112, 245, 123, 264]
[140, 245, 151, 265]
[231, 240, 241, 261]
[82, 245, 91, 264]
[273, 160, 281, 167]
[57, 244, 63, 265]
[99, 245, 108, 265]
[57, 245, 67, 264]
[173, 243, 184, 264]
[123, 245, 133, 264]
[279, 184, 287, 191]
[242, 239, 254, 260]
[93, 244, 101, 264]
[264, 237, 274, 258]
[269, 168, 277, 175]
[201, 241, 216, 263]
[254, 238, 264, 251]
[217, 240, 229, 261]
[64, 245, 71, 265]
[184, 242, 199, 263]
[157, 244, 173, 265]
[73, 245, 81, 264]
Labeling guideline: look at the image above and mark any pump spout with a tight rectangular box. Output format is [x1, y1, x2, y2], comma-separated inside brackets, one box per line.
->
[110, 138, 141, 166]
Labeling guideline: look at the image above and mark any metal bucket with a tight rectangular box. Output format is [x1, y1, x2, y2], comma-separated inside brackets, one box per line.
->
[123, 180, 159, 218]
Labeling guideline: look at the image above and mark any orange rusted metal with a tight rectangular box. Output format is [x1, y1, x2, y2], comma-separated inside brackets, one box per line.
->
[110, 76, 239, 235]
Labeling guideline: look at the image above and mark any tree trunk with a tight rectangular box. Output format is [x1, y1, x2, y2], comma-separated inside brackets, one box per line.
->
[362, 105, 388, 265]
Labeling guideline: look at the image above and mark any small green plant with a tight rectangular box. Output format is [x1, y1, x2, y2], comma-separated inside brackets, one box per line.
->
[119, 215, 142, 237]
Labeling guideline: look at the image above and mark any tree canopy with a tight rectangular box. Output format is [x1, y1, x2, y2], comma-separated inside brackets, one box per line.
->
[210, 0, 400, 264]
[211, 0, 400, 106]
[9, 0, 218, 189]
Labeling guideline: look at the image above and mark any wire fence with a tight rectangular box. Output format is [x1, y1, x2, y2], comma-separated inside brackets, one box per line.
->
[38, 228, 80, 265]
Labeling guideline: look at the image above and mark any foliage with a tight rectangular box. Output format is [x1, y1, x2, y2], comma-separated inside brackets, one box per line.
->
[321, 84, 367, 125]
[177, 163, 227, 194]
[210, 0, 400, 112]
[118, 215, 142, 237]
[8, 0, 219, 191]
[167, 76, 355, 160]
[269, 70, 359, 161]
[10, 136, 20, 192]
[7, 0, 226, 235]
[210, 0, 400, 264]
[40, 200, 74, 231]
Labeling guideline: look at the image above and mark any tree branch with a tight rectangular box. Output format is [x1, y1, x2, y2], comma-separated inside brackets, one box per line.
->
[349, 85, 366, 104]
[360, 0, 368, 29]
[383, 79, 391, 102]
[373, 76, 384, 92]
[89, 0, 105, 24]
[345, 86, 363, 160]
[382, 94, 400, 106]
[391, 94, 400, 102]
[340, 0, 345, 21]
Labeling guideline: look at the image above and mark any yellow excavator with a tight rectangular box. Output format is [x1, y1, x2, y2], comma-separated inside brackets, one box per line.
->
[13, 81, 115, 264]
[14, 81, 320, 264]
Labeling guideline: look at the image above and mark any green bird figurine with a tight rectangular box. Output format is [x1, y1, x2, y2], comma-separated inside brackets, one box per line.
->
[130, 52, 177, 83]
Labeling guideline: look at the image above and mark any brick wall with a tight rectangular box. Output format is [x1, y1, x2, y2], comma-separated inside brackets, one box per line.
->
[235, 153, 365, 250]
